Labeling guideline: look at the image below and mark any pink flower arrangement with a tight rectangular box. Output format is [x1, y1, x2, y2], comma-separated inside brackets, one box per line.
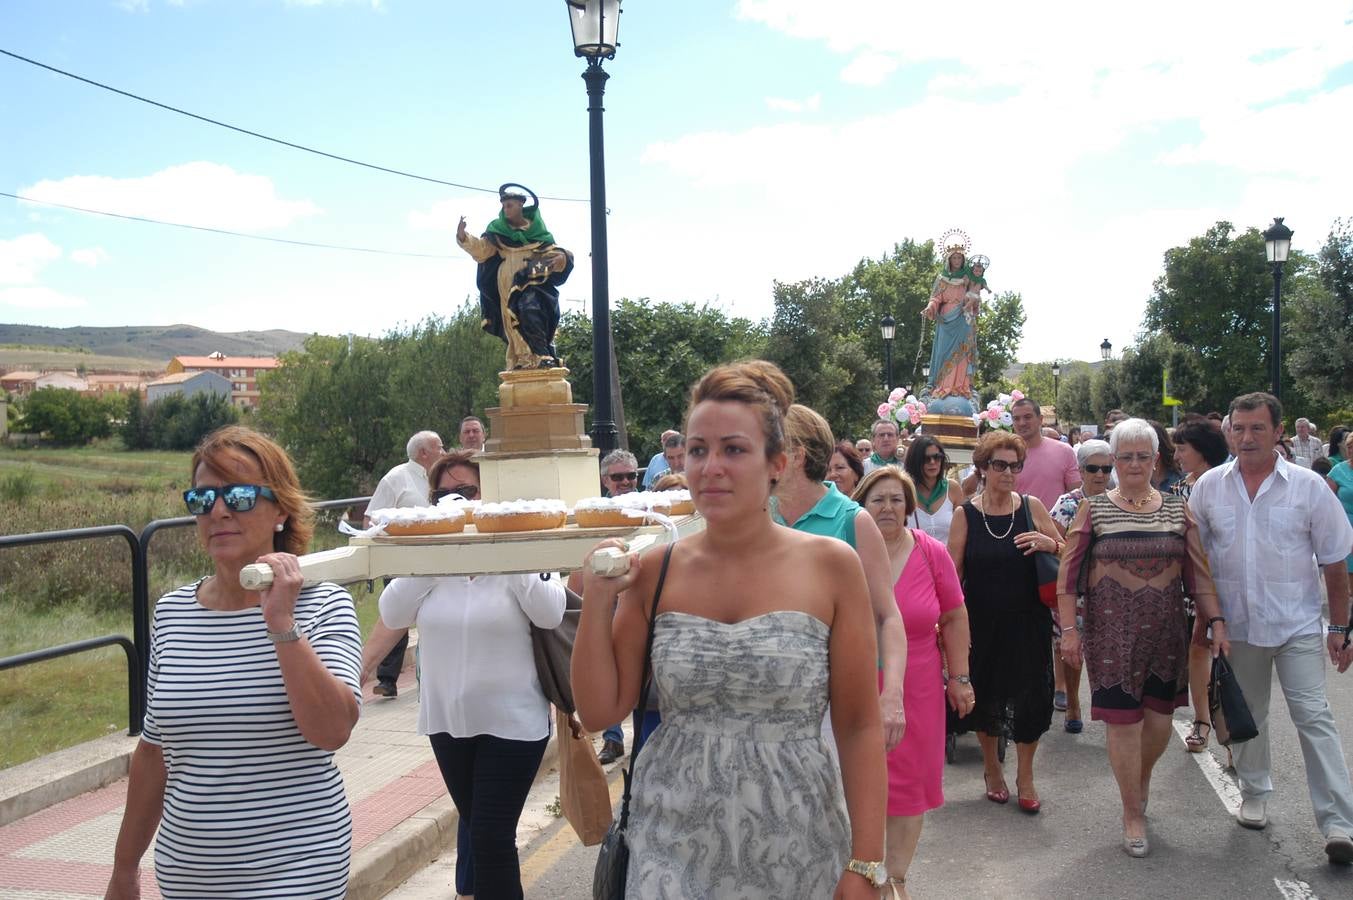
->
[876, 390, 927, 434]
[973, 391, 1020, 433]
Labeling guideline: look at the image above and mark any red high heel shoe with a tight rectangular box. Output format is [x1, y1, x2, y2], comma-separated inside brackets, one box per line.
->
[1017, 781, 1041, 814]
[984, 773, 1009, 804]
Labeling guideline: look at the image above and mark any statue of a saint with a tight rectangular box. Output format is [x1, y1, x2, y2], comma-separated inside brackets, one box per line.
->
[457, 185, 574, 370]
[920, 232, 986, 416]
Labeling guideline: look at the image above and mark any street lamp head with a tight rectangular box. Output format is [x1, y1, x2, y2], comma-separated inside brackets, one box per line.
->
[880, 313, 896, 342]
[1100, 338, 1112, 360]
[1263, 216, 1293, 264]
[921, 363, 931, 379]
[567, 0, 621, 60]
[1051, 362, 1061, 377]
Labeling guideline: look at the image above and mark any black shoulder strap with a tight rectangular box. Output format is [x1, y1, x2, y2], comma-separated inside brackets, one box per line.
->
[616, 542, 675, 829]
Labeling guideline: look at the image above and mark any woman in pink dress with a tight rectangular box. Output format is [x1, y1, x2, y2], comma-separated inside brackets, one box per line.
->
[855, 466, 971, 898]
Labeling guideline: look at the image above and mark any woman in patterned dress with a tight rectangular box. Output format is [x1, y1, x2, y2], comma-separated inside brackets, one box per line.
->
[1057, 418, 1229, 858]
[106, 427, 362, 899]
[574, 360, 888, 899]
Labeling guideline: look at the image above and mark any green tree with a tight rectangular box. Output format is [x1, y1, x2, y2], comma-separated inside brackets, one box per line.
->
[1058, 368, 1095, 426]
[122, 390, 150, 449]
[20, 388, 114, 445]
[1287, 218, 1353, 411]
[557, 298, 767, 461]
[975, 291, 1026, 398]
[1115, 332, 1205, 419]
[838, 240, 939, 389]
[1143, 221, 1276, 410]
[1090, 360, 1126, 423]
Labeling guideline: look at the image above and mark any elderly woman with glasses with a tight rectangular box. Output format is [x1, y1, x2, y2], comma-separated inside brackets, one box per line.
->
[1046, 439, 1114, 734]
[106, 426, 362, 900]
[1057, 418, 1228, 858]
[948, 431, 1062, 815]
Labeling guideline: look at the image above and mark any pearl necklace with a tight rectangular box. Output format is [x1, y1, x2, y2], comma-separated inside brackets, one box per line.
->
[1114, 487, 1159, 510]
[978, 494, 1015, 540]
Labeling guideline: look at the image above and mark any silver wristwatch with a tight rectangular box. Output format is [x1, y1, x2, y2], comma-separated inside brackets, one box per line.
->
[845, 858, 887, 888]
[952, 675, 972, 685]
[267, 624, 302, 643]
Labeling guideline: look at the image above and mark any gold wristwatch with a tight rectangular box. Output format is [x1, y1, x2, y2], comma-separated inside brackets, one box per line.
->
[845, 858, 887, 887]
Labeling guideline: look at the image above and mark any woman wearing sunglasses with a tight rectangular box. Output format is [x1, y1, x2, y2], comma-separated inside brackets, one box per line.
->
[106, 426, 362, 900]
[361, 450, 565, 899]
[902, 435, 966, 544]
[1046, 439, 1114, 734]
[948, 431, 1061, 815]
[1057, 418, 1226, 857]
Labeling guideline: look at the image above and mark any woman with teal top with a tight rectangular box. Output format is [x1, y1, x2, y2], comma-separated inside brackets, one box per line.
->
[1326, 431, 1353, 574]
[774, 403, 908, 752]
[903, 435, 967, 544]
[1328, 426, 1350, 466]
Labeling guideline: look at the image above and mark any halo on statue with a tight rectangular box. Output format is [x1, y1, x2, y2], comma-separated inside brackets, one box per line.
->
[498, 182, 540, 210]
[969, 254, 990, 271]
[938, 227, 971, 257]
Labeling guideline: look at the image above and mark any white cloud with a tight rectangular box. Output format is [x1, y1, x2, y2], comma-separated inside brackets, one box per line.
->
[839, 53, 897, 86]
[766, 93, 822, 113]
[19, 163, 321, 232]
[0, 233, 62, 285]
[117, 0, 149, 12]
[0, 286, 87, 310]
[285, 0, 384, 8]
[70, 247, 112, 267]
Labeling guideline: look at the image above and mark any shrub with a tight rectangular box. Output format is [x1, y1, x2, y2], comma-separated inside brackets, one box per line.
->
[0, 468, 37, 503]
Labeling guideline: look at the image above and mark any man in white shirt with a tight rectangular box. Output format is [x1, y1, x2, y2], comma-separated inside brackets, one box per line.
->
[1189, 392, 1353, 865]
[1291, 417, 1326, 468]
[365, 430, 443, 696]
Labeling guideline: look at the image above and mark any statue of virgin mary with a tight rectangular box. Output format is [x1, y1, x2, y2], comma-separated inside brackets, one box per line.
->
[920, 231, 985, 416]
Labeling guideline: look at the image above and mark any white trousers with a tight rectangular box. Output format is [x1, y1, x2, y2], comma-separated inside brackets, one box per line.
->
[1228, 635, 1353, 838]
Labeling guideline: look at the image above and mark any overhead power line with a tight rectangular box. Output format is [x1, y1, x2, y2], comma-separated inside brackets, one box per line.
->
[0, 47, 589, 204]
[1, 190, 458, 259]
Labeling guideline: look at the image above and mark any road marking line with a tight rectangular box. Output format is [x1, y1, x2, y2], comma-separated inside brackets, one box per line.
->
[520, 768, 625, 889]
[1273, 877, 1318, 899]
[1173, 720, 1320, 900]
[1172, 718, 1241, 815]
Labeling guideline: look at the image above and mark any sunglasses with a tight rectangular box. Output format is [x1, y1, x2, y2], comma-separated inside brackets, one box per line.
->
[1083, 464, 1113, 475]
[607, 472, 639, 484]
[183, 484, 277, 516]
[433, 484, 480, 502]
[982, 459, 1024, 473]
[923, 453, 945, 463]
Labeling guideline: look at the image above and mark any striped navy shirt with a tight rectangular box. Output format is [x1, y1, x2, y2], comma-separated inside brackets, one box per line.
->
[142, 580, 363, 899]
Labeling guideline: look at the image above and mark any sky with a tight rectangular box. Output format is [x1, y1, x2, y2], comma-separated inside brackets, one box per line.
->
[1, 0, 1351, 365]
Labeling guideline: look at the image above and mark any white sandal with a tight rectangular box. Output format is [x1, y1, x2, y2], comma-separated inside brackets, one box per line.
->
[885, 875, 908, 899]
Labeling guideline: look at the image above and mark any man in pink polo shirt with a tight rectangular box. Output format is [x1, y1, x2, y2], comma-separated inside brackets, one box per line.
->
[1012, 397, 1082, 717]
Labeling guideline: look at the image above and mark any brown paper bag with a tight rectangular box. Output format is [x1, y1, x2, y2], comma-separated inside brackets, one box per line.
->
[556, 709, 614, 846]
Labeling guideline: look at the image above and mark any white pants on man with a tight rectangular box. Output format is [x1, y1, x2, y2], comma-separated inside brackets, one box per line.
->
[1228, 634, 1353, 838]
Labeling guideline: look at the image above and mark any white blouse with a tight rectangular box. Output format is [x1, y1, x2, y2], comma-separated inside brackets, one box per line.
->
[379, 573, 566, 741]
[911, 495, 955, 544]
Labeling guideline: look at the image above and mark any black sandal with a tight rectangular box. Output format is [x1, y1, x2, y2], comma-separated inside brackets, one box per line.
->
[1185, 720, 1211, 753]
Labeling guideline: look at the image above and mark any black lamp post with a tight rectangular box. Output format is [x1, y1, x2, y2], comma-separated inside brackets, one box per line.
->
[1051, 362, 1061, 407]
[1262, 217, 1293, 401]
[1100, 338, 1112, 361]
[880, 313, 896, 391]
[566, 0, 621, 453]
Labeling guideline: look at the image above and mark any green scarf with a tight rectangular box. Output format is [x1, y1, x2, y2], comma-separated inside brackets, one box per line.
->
[870, 452, 899, 468]
[918, 476, 948, 509]
[486, 206, 554, 246]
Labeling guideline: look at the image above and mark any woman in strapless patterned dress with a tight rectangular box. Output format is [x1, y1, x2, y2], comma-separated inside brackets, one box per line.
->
[575, 360, 889, 900]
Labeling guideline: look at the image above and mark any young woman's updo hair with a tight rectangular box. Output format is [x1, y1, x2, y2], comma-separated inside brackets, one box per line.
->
[686, 360, 796, 459]
[784, 404, 836, 481]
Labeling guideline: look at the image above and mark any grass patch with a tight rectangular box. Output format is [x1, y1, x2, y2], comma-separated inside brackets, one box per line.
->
[1, 443, 377, 769]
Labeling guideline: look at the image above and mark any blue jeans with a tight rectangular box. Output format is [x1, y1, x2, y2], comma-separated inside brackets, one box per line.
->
[429, 732, 549, 900]
[602, 723, 624, 745]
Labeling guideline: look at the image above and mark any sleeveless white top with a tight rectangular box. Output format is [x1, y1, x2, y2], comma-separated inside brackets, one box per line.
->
[911, 494, 955, 543]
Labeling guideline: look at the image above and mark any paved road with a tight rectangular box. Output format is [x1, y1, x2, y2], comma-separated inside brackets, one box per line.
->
[389, 662, 1353, 899]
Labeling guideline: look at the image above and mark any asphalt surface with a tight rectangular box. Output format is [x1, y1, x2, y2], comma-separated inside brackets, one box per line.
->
[388, 661, 1353, 899]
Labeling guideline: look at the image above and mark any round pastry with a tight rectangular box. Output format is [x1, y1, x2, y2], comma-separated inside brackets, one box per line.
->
[656, 489, 694, 516]
[436, 494, 480, 525]
[574, 496, 653, 528]
[474, 499, 568, 533]
[368, 506, 465, 536]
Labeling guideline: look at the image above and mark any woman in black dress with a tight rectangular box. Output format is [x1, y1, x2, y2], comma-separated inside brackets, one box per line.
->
[948, 431, 1063, 814]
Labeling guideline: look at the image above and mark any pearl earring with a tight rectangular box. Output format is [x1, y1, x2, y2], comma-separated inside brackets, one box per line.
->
[275, 523, 285, 532]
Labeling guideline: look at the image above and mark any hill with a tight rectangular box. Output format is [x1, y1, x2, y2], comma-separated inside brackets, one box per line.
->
[0, 324, 310, 372]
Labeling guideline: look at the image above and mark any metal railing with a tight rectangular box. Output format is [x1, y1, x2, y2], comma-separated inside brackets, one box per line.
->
[0, 497, 369, 739]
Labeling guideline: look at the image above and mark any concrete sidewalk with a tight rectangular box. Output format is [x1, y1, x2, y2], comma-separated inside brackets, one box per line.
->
[0, 662, 560, 899]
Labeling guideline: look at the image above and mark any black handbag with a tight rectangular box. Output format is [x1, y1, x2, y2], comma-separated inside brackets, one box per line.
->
[593, 544, 675, 900]
[1019, 494, 1061, 609]
[531, 583, 583, 714]
[1209, 651, 1258, 746]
